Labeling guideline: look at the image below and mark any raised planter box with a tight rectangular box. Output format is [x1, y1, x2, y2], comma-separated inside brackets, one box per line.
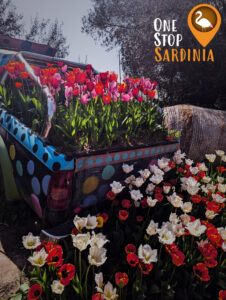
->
[0, 108, 180, 225]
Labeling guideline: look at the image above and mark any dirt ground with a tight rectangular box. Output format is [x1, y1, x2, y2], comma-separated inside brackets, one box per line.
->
[0, 200, 38, 299]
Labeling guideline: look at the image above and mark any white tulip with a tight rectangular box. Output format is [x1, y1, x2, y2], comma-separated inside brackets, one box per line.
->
[217, 227, 226, 240]
[146, 183, 155, 194]
[95, 272, 104, 293]
[138, 244, 158, 264]
[202, 176, 211, 184]
[212, 193, 225, 203]
[130, 189, 143, 201]
[158, 157, 170, 169]
[158, 228, 176, 245]
[73, 215, 87, 231]
[110, 181, 125, 194]
[86, 214, 98, 230]
[150, 165, 164, 176]
[146, 220, 159, 236]
[88, 246, 107, 267]
[134, 177, 145, 188]
[150, 174, 163, 185]
[185, 159, 193, 166]
[72, 232, 90, 251]
[139, 169, 151, 179]
[173, 150, 186, 164]
[216, 150, 225, 157]
[125, 175, 136, 185]
[169, 213, 180, 225]
[198, 163, 208, 171]
[51, 280, 64, 294]
[182, 202, 193, 213]
[186, 219, 206, 237]
[205, 154, 216, 163]
[217, 176, 225, 184]
[28, 248, 48, 267]
[122, 164, 134, 174]
[90, 232, 109, 248]
[102, 282, 117, 300]
[205, 210, 218, 220]
[22, 232, 40, 250]
[222, 155, 226, 162]
[190, 167, 199, 175]
[218, 184, 226, 194]
[147, 197, 158, 207]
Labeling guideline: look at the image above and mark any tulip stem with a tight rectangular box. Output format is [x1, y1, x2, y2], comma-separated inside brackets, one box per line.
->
[79, 250, 82, 283]
[158, 244, 163, 267]
[85, 265, 91, 299]
[169, 265, 176, 284]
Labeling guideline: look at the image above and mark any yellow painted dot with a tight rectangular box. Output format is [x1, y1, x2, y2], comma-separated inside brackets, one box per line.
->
[9, 145, 16, 160]
[82, 176, 99, 194]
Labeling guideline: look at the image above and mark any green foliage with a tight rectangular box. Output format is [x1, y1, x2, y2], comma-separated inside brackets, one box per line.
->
[52, 95, 165, 151]
[82, 0, 226, 110]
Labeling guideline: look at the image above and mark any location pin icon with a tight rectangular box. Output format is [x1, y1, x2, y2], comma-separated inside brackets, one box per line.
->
[188, 4, 221, 47]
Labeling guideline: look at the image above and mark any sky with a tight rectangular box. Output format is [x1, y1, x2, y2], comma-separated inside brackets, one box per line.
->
[13, 0, 120, 73]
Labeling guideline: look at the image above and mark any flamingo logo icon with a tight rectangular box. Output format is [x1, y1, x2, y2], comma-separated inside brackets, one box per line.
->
[188, 4, 221, 47]
[195, 10, 214, 32]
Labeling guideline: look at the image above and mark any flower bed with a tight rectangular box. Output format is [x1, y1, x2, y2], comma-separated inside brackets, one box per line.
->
[18, 150, 226, 300]
[0, 61, 167, 152]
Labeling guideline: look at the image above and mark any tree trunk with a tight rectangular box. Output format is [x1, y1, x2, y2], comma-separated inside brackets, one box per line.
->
[164, 105, 226, 161]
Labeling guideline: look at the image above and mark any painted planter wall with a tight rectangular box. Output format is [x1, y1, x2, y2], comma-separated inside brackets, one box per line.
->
[0, 108, 180, 223]
[72, 142, 179, 209]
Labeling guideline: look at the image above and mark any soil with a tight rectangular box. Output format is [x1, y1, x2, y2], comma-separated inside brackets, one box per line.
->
[0, 201, 38, 299]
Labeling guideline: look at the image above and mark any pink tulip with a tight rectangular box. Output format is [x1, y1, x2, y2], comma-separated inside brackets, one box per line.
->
[91, 89, 98, 98]
[65, 86, 73, 100]
[121, 93, 132, 102]
[61, 65, 68, 73]
[81, 93, 90, 104]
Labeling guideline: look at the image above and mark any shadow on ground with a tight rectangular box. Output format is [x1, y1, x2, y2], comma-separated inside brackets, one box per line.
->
[0, 198, 39, 299]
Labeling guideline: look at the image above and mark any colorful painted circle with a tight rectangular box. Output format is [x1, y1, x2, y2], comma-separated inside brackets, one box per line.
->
[151, 148, 156, 154]
[82, 176, 99, 194]
[122, 153, 128, 160]
[86, 157, 93, 167]
[82, 195, 98, 208]
[114, 154, 120, 161]
[42, 175, 51, 196]
[96, 156, 103, 165]
[130, 152, 135, 159]
[144, 149, 149, 156]
[77, 160, 84, 169]
[9, 145, 16, 160]
[31, 176, 41, 196]
[16, 160, 23, 176]
[98, 184, 109, 198]
[27, 160, 35, 175]
[105, 156, 113, 164]
[137, 150, 142, 157]
[30, 194, 42, 218]
[102, 165, 115, 180]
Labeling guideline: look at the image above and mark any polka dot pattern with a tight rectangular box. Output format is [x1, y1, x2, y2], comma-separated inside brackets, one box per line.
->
[102, 165, 115, 180]
[31, 177, 41, 196]
[82, 176, 99, 194]
[0, 109, 74, 172]
[16, 160, 23, 176]
[9, 145, 16, 160]
[27, 160, 35, 175]
[42, 175, 51, 196]
[30, 194, 42, 218]
[82, 195, 98, 208]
